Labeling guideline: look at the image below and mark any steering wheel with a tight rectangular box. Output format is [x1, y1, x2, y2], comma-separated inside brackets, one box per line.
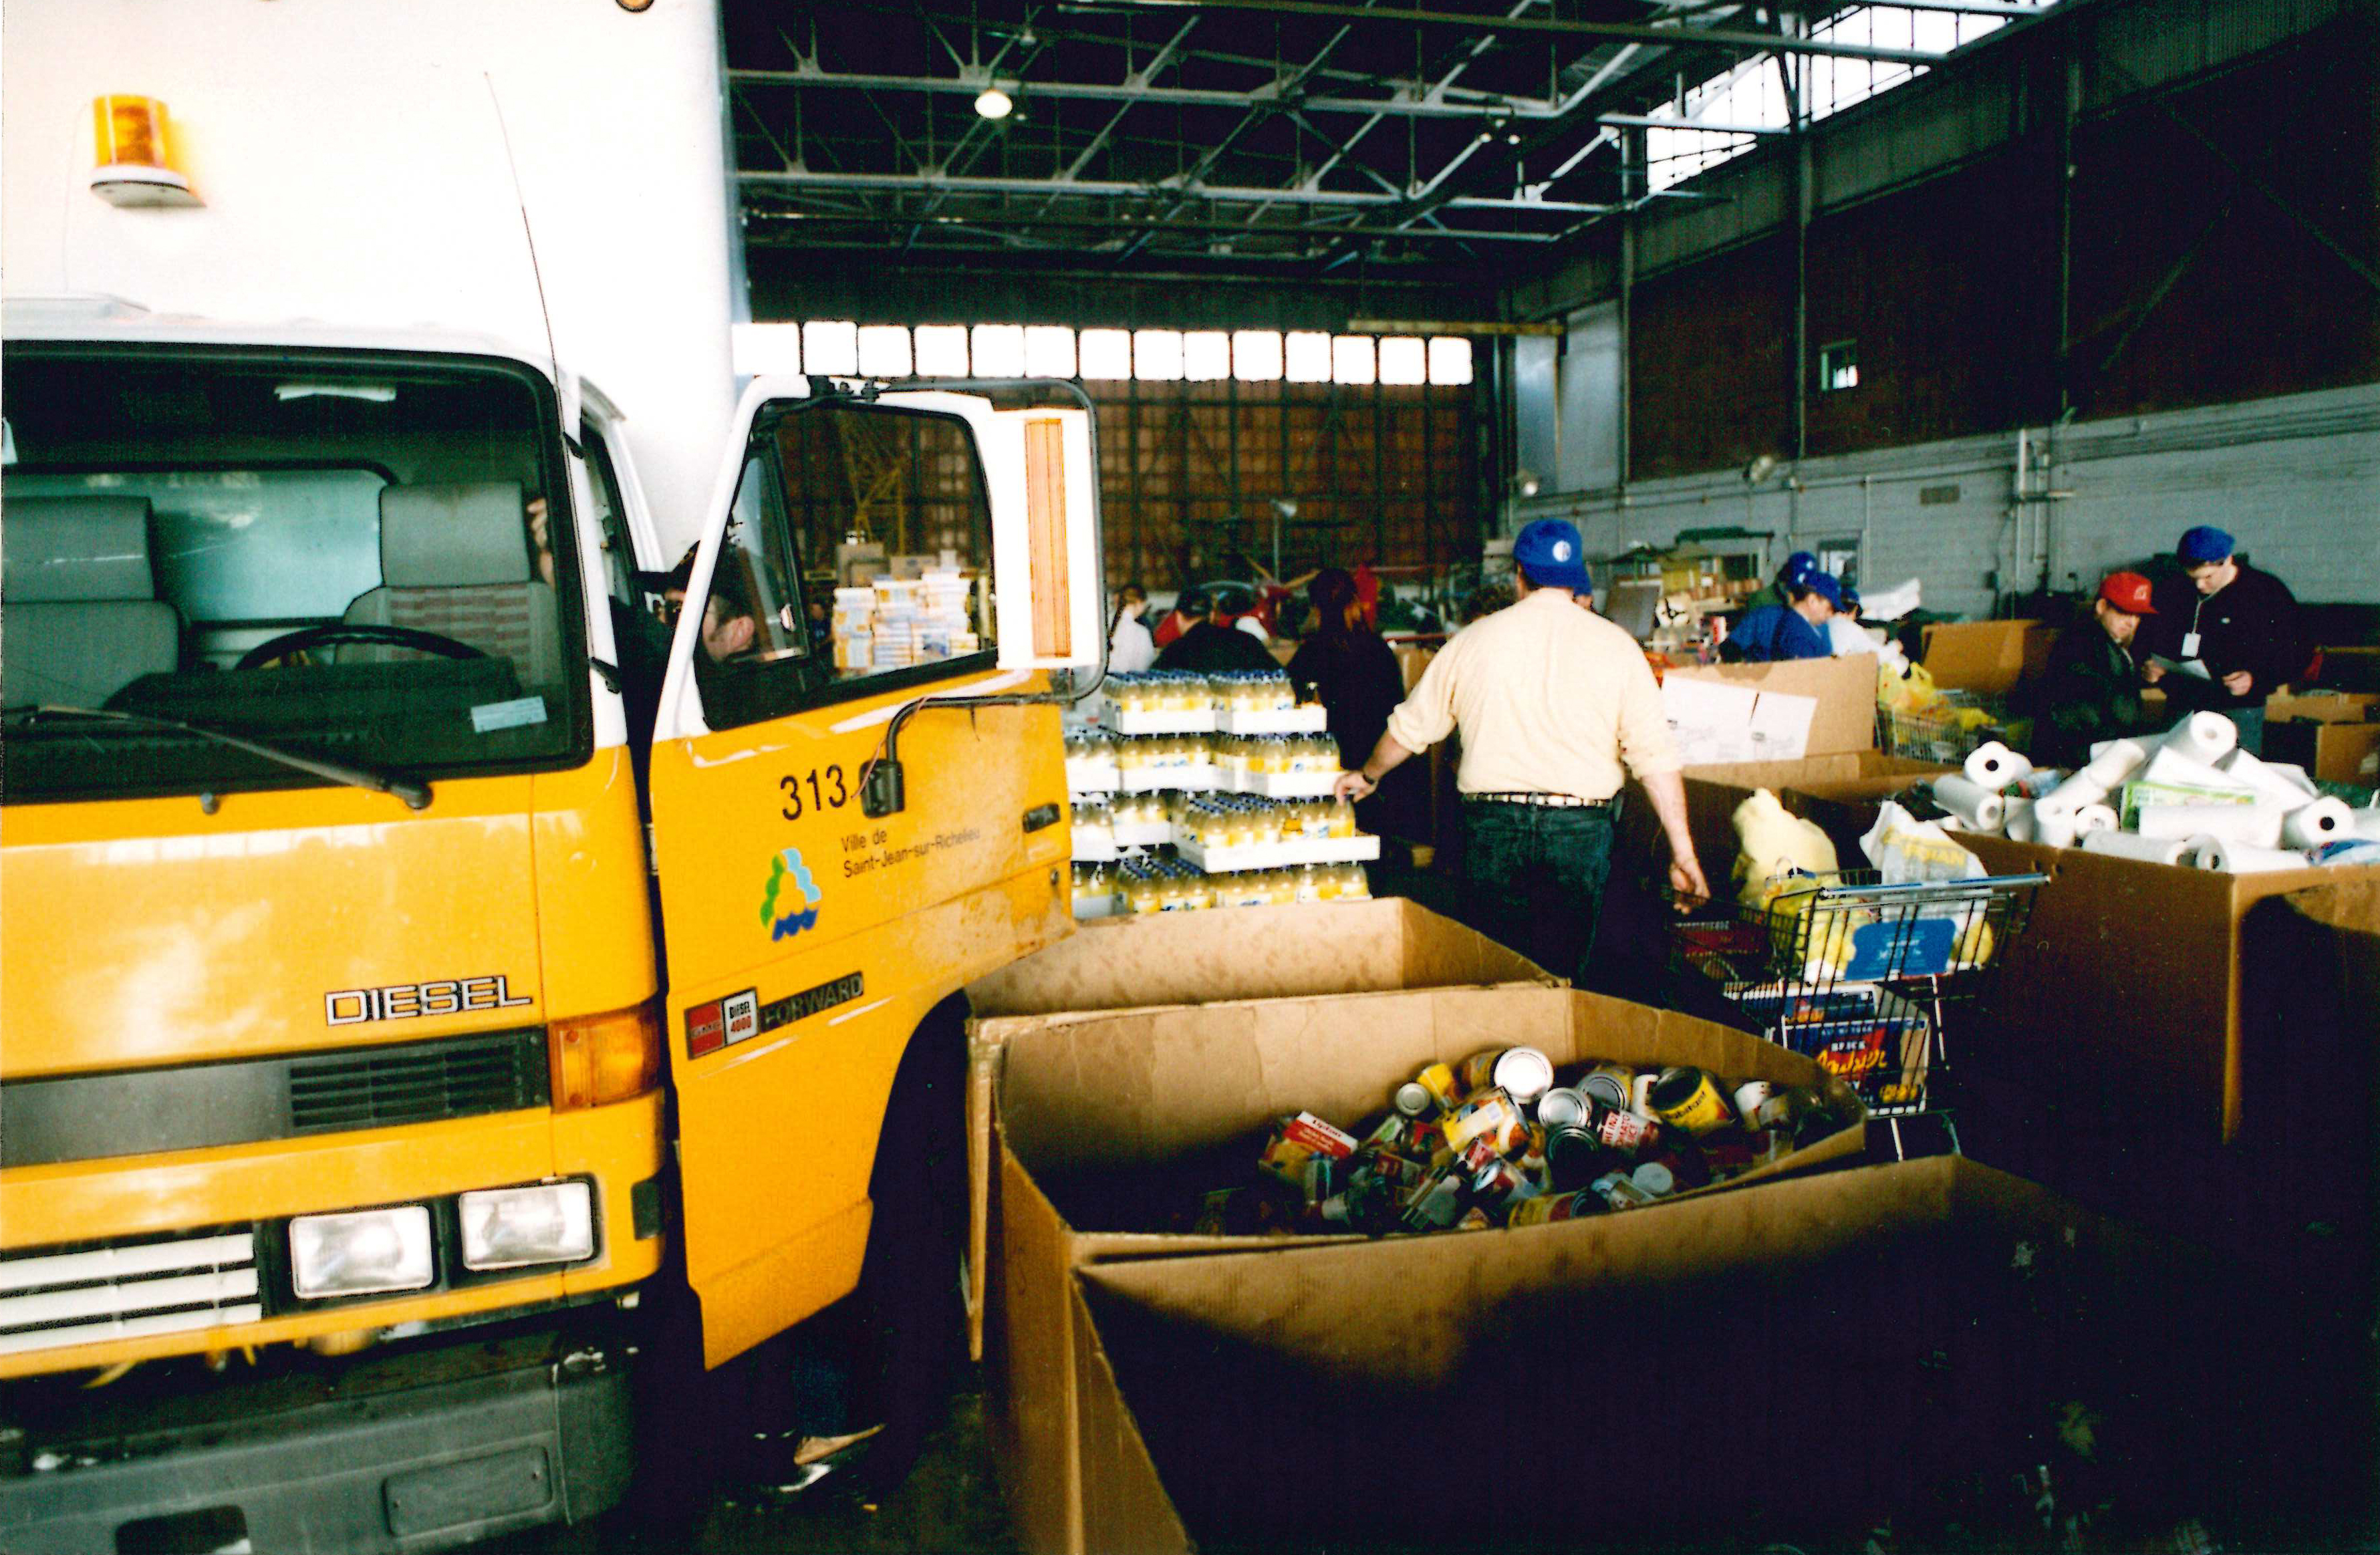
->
[236, 623, 488, 672]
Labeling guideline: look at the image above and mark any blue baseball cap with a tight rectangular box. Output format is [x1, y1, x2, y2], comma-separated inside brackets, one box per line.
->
[1799, 571, 1845, 610]
[2177, 526, 2234, 565]
[1780, 550, 1818, 583]
[1512, 518, 1593, 594]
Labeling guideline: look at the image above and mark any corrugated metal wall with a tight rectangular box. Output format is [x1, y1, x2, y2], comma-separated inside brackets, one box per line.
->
[1088, 379, 1482, 591]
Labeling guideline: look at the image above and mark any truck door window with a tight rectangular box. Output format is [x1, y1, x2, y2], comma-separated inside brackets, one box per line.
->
[579, 422, 636, 607]
[690, 400, 996, 732]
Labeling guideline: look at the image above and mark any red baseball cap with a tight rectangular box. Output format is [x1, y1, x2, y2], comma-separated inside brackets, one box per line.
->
[2098, 571, 2156, 615]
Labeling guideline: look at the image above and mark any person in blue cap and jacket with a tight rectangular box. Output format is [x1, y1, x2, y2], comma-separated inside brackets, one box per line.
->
[1742, 550, 1819, 613]
[2138, 526, 2302, 754]
[1335, 518, 1710, 983]
[1724, 570, 1842, 661]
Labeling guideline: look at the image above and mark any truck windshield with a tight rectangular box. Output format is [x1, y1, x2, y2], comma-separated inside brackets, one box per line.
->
[1, 345, 587, 804]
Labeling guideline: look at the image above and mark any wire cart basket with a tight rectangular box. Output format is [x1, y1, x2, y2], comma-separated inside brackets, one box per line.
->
[1666, 868, 2051, 1139]
[1877, 690, 2008, 766]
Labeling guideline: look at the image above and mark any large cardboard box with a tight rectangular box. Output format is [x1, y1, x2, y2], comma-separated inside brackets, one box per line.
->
[1061, 1156, 2235, 1554]
[963, 901, 1555, 1357]
[1920, 617, 2059, 694]
[1611, 768, 2379, 1146]
[990, 984, 1867, 1555]
[1664, 652, 1879, 760]
[1953, 832, 2375, 1143]
[2264, 690, 2380, 785]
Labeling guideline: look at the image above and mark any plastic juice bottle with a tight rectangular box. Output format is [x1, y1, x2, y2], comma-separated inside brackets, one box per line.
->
[1331, 797, 1357, 838]
[1295, 863, 1325, 903]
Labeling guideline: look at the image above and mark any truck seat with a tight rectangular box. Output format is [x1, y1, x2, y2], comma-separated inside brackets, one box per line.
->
[344, 482, 561, 690]
[1, 495, 181, 708]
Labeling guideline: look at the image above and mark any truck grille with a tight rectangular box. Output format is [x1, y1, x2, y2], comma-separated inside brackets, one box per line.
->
[0, 1231, 261, 1357]
[287, 1030, 547, 1133]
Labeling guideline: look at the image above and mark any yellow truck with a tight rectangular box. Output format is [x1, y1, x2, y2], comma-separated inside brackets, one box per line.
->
[0, 4, 1105, 1548]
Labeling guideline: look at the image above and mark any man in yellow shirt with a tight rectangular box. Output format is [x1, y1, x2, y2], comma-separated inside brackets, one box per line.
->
[1336, 519, 1709, 982]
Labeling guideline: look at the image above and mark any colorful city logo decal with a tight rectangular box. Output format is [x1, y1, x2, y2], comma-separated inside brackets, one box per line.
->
[761, 846, 823, 941]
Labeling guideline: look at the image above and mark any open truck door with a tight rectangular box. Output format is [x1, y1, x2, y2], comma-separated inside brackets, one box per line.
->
[646, 378, 1102, 1369]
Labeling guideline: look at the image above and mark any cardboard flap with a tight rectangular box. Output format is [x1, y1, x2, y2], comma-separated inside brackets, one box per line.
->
[1920, 619, 2056, 694]
[1069, 1278, 1195, 1555]
[968, 897, 1552, 1023]
[1065, 1157, 2221, 1550]
[1666, 652, 1878, 756]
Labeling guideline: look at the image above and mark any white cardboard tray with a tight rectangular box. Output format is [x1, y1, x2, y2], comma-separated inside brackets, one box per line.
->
[1176, 834, 1381, 873]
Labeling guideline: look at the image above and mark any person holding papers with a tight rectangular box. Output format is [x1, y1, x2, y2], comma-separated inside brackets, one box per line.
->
[2139, 526, 2303, 754]
[2029, 571, 2161, 767]
[1335, 519, 1708, 982]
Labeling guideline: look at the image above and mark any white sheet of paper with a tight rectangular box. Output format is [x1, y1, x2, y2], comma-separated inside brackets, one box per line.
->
[1746, 690, 1819, 759]
[2150, 654, 2212, 680]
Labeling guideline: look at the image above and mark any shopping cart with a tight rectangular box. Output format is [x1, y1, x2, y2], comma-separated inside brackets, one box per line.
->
[1666, 867, 2050, 1151]
[1876, 690, 2008, 765]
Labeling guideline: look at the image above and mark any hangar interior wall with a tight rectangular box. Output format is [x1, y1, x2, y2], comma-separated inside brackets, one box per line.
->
[1510, 0, 2380, 609]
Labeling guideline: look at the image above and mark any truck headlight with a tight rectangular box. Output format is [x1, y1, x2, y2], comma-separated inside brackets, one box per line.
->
[458, 1181, 596, 1271]
[289, 1206, 434, 1298]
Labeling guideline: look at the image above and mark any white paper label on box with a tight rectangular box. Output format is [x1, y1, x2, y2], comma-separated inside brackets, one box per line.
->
[1664, 678, 1816, 766]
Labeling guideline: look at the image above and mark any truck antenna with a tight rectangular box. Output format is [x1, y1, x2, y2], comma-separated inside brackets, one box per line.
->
[484, 76, 567, 429]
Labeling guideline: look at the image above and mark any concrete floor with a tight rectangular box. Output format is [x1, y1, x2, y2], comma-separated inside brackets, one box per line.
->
[511, 1384, 1019, 1554]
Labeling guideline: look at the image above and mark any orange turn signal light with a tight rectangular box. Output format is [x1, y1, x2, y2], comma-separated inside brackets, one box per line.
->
[549, 1001, 662, 1111]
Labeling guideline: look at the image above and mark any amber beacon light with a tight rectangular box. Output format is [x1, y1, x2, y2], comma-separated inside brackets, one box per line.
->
[91, 95, 201, 207]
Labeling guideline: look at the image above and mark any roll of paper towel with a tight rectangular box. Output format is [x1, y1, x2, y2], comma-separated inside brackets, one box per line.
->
[2078, 738, 2151, 791]
[2003, 797, 2037, 844]
[1962, 741, 2032, 790]
[2140, 744, 2249, 795]
[2034, 810, 2079, 849]
[1931, 774, 2006, 833]
[2079, 831, 2192, 865]
[2280, 796, 2355, 849]
[2071, 803, 2119, 835]
[2135, 803, 2286, 848]
[2038, 776, 2109, 815]
[2218, 748, 2319, 807]
[2162, 711, 2238, 766]
[2186, 837, 2312, 874]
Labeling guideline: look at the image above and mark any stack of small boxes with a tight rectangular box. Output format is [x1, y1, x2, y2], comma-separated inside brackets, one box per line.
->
[831, 586, 875, 672]
[829, 567, 982, 674]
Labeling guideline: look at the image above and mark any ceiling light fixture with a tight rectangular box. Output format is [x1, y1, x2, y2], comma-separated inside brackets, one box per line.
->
[974, 86, 1015, 120]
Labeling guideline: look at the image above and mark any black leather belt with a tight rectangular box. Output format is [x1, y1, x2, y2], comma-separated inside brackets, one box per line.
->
[1464, 791, 1615, 809]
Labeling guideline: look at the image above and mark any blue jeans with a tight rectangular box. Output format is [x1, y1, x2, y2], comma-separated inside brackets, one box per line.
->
[1460, 801, 1616, 985]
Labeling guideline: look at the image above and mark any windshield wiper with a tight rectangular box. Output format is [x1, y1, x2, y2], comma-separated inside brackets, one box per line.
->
[6, 704, 433, 810]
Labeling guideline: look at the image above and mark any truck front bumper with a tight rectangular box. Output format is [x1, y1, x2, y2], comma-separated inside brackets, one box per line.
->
[0, 1327, 633, 1554]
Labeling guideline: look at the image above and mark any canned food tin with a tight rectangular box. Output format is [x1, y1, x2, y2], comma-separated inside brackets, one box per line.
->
[1536, 1087, 1590, 1132]
[1443, 1089, 1520, 1157]
[1415, 1063, 1461, 1112]
[1587, 1063, 1637, 1102]
[1583, 1097, 1660, 1156]
[1508, 1189, 1597, 1228]
[1402, 1169, 1469, 1231]
[1579, 1073, 1631, 1111]
[1647, 1067, 1735, 1137]
[1732, 1079, 1777, 1121]
[1455, 1050, 1504, 1095]
[1470, 1157, 1528, 1210]
[1490, 1046, 1555, 1109]
[1589, 1171, 1658, 1211]
[1631, 1161, 1676, 1198]
[1394, 1081, 1439, 1119]
[1545, 1123, 1603, 1185]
